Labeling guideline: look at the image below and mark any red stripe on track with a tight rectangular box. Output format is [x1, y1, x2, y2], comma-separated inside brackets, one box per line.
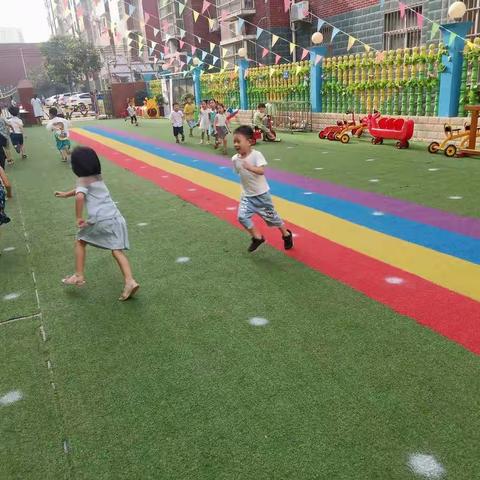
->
[71, 131, 480, 355]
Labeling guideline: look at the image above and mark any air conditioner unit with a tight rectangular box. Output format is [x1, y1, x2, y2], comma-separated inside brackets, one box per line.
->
[290, 1, 310, 23]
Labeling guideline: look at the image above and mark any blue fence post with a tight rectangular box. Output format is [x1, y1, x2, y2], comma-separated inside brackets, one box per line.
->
[438, 21, 472, 117]
[238, 59, 249, 110]
[309, 46, 327, 113]
[192, 66, 202, 107]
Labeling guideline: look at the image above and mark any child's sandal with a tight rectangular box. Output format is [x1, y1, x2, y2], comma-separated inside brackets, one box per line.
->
[62, 274, 86, 287]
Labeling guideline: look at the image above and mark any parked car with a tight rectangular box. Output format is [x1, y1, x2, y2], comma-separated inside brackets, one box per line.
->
[45, 95, 60, 107]
[58, 92, 78, 106]
[68, 92, 92, 108]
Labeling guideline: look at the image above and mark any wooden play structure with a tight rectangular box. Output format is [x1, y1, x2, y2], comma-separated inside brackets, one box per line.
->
[459, 105, 480, 157]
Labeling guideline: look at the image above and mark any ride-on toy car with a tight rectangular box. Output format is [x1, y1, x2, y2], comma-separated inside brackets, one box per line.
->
[252, 115, 277, 145]
[367, 114, 414, 149]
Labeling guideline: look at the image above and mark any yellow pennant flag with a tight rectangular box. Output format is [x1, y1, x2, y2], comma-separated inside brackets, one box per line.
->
[289, 42, 295, 54]
[220, 68, 225, 73]
[222, 47, 228, 57]
[208, 18, 215, 30]
[272, 35, 279, 47]
[210, 42, 216, 52]
[234, 65, 239, 73]
[269, 67, 275, 77]
[347, 36, 356, 51]
[193, 10, 200, 22]
[224, 61, 230, 68]
[209, 64, 215, 70]
[296, 65, 302, 75]
[364, 44, 371, 53]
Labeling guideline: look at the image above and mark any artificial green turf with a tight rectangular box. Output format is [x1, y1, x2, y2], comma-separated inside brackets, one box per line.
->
[1, 123, 479, 479]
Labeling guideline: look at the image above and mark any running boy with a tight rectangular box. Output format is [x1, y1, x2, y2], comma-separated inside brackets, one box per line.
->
[7, 107, 27, 159]
[183, 97, 196, 137]
[169, 103, 185, 143]
[46, 107, 71, 162]
[214, 104, 229, 155]
[232, 125, 293, 252]
[127, 104, 138, 126]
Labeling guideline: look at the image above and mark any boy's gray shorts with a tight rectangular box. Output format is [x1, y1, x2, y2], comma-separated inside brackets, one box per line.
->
[238, 192, 283, 229]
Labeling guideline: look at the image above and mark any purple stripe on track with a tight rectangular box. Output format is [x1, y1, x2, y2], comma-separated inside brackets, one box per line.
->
[94, 126, 480, 239]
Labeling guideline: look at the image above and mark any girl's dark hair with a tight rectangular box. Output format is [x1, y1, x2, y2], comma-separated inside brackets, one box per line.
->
[234, 125, 254, 140]
[257, 103, 266, 109]
[8, 106, 19, 116]
[71, 146, 102, 177]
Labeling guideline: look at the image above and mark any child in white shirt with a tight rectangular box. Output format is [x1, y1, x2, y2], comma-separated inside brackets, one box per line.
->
[214, 104, 229, 155]
[127, 105, 138, 126]
[169, 103, 185, 143]
[198, 100, 211, 145]
[7, 107, 27, 159]
[232, 125, 294, 252]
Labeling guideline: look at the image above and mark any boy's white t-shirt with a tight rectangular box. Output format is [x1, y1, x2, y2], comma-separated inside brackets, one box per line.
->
[232, 149, 269, 197]
[127, 106, 136, 116]
[8, 116, 23, 134]
[170, 110, 184, 127]
[46, 116, 70, 134]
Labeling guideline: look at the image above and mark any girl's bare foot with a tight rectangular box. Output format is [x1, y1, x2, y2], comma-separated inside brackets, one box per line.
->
[119, 281, 140, 301]
[62, 274, 85, 286]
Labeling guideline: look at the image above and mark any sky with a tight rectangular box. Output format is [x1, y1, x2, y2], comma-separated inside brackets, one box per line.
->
[1, 0, 51, 43]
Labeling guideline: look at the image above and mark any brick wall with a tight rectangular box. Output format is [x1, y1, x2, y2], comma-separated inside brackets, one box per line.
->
[0, 43, 44, 89]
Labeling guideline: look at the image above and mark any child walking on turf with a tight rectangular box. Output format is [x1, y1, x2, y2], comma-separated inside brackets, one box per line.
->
[232, 125, 293, 252]
[54, 146, 139, 301]
[198, 100, 211, 145]
[169, 103, 185, 143]
[127, 104, 139, 126]
[183, 97, 196, 137]
[7, 107, 27, 159]
[46, 107, 71, 162]
[214, 104, 229, 155]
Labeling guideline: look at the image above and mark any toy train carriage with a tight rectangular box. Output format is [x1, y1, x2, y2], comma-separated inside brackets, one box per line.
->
[368, 115, 414, 149]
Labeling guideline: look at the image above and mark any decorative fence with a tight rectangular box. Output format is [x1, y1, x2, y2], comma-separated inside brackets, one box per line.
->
[197, 38, 478, 118]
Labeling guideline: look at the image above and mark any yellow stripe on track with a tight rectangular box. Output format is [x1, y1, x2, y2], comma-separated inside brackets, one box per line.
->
[75, 128, 480, 302]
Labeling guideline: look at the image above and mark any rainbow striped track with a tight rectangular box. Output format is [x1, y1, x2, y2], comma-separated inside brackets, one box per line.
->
[71, 126, 480, 355]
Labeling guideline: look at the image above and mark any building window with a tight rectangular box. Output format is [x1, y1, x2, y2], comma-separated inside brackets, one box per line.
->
[465, 0, 480, 37]
[383, 5, 422, 50]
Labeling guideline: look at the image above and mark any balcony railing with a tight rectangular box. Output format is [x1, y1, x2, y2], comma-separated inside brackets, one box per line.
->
[216, 0, 255, 19]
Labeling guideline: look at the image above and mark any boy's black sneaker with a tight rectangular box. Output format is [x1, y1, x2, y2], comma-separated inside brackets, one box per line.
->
[248, 236, 265, 252]
[176, 138, 180, 144]
[283, 230, 294, 250]
[181, 135, 185, 142]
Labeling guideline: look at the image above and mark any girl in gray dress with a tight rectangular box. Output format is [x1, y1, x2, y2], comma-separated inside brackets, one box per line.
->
[55, 146, 139, 301]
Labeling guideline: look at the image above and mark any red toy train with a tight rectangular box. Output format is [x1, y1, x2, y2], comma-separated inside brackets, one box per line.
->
[368, 114, 414, 149]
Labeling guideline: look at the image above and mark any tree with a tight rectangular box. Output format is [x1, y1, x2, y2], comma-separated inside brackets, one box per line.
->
[27, 66, 68, 97]
[41, 36, 102, 92]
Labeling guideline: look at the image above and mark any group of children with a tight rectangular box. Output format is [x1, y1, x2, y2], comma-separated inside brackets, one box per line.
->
[0, 106, 28, 167]
[169, 98, 231, 155]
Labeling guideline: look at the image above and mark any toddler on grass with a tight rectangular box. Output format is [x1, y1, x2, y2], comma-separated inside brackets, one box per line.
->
[55, 146, 139, 301]
[169, 103, 185, 144]
[232, 125, 293, 252]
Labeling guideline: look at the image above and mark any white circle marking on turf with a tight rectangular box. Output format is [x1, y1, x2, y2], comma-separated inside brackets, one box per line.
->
[3, 247, 15, 252]
[385, 276, 405, 285]
[369, 178, 380, 183]
[366, 158, 375, 162]
[322, 151, 329, 154]
[248, 317, 269, 327]
[448, 195, 462, 200]
[428, 168, 440, 171]
[314, 167, 324, 170]
[303, 192, 314, 195]
[187, 188, 197, 192]
[3, 293, 20, 301]
[292, 233, 299, 238]
[161, 175, 169, 178]
[226, 206, 237, 211]
[176, 257, 190, 263]
[137, 222, 148, 227]
[273, 158, 282, 161]
[372, 211, 385, 216]
[0, 390, 23, 406]
[407, 453, 445, 479]
[287, 146, 294, 149]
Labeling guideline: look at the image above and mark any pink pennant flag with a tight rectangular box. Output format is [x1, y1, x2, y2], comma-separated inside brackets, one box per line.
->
[191, 46, 197, 55]
[144, 12, 150, 24]
[416, 11, 424, 28]
[315, 54, 323, 65]
[399, 2, 406, 19]
[162, 20, 171, 30]
[202, 0, 211, 14]
[220, 10, 228, 22]
[180, 61, 186, 68]
[163, 45, 169, 54]
[262, 47, 269, 58]
[275, 54, 281, 65]
[179, 40, 185, 49]
[284, 0, 291, 13]
[301, 48, 309, 60]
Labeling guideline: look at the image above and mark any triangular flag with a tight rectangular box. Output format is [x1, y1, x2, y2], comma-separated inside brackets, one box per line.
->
[183, 70, 189, 78]
[179, 40, 184, 49]
[256, 27, 264, 39]
[208, 18, 215, 30]
[416, 11, 424, 29]
[150, 41, 157, 49]
[238, 18, 245, 32]
[202, 0, 211, 14]
[272, 34, 279, 47]
[128, 4, 135, 15]
[210, 42, 216, 53]
[222, 47, 228, 58]
[347, 36, 356, 51]
[364, 44, 371, 53]
[193, 10, 200, 22]
[149, 47, 154, 56]
[430, 22, 440, 40]
[275, 54, 281, 64]
[144, 12, 150, 24]
[153, 27, 160, 36]
[202, 50, 207, 60]
[212, 55, 219, 64]
[269, 67, 275, 77]
[178, 1, 186, 15]
[315, 54, 322, 65]
[331, 27, 340, 40]
[196, 35, 202, 43]
[284, 0, 291, 13]
[179, 28, 186, 38]
[449, 32, 458, 47]
[224, 61, 230, 68]
[317, 19, 325, 31]
[262, 47, 269, 58]
[209, 64, 215, 70]
[163, 45, 169, 54]
[220, 10, 228, 22]
[186, 55, 192, 64]
[244, 69, 249, 79]
[289, 42, 295, 54]
[301, 48, 309, 60]
[191, 46, 197, 55]
[234, 65, 239, 74]
[296, 65, 302, 75]
[399, 2, 406, 19]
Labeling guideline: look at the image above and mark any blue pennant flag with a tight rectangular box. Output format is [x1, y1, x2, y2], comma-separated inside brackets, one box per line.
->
[212, 55, 219, 64]
[186, 55, 192, 64]
[256, 27, 264, 39]
[331, 27, 340, 40]
[128, 4, 136, 16]
[202, 51, 207, 60]
[317, 18, 325, 31]
[237, 18, 245, 31]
